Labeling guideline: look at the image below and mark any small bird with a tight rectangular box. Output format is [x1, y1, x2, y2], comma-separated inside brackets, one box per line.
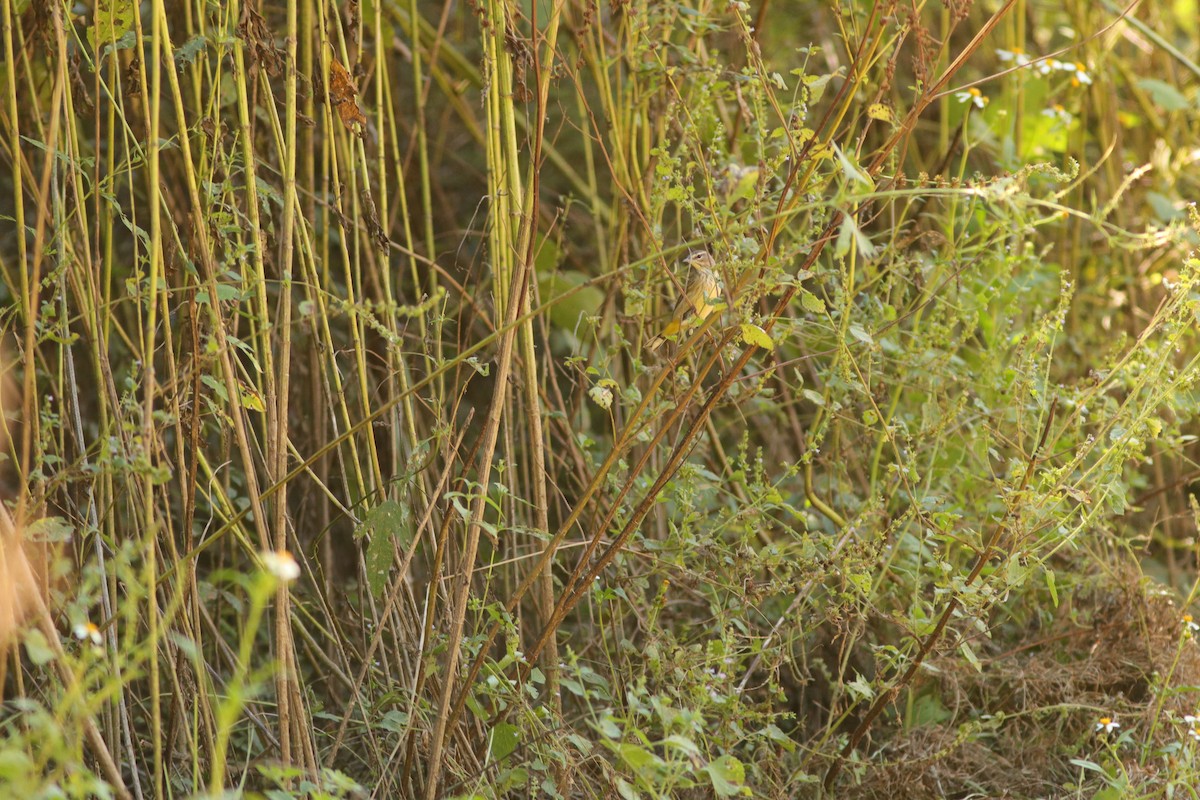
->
[646, 251, 723, 352]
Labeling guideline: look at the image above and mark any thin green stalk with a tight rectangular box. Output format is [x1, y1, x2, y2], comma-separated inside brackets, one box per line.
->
[133, 1, 164, 793]
[423, 1, 528, 793]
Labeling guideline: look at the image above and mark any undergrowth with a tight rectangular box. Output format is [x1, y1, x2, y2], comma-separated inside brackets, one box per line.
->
[2, 0, 1200, 798]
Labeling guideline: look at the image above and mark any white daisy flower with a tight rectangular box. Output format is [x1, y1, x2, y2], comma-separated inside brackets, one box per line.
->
[956, 88, 988, 109]
[1041, 104, 1072, 124]
[1065, 62, 1092, 86]
[261, 549, 301, 583]
[1036, 58, 1063, 76]
[996, 48, 1031, 67]
[73, 621, 103, 647]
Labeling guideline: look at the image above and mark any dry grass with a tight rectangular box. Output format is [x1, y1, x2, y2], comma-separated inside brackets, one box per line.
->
[2, 0, 1200, 797]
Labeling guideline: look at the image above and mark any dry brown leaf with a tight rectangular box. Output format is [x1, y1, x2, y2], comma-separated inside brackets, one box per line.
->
[328, 57, 366, 131]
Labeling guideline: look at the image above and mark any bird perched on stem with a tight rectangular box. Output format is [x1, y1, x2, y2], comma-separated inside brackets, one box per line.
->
[646, 251, 723, 352]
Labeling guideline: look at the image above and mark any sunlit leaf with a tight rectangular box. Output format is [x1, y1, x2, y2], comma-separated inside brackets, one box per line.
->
[740, 323, 774, 350]
[89, 0, 136, 52]
[704, 755, 746, 797]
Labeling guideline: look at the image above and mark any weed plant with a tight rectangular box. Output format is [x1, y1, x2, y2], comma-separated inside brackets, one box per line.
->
[1, 0, 1200, 797]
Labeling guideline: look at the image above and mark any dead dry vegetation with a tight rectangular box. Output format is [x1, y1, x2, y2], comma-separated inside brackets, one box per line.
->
[2, 0, 1200, 798]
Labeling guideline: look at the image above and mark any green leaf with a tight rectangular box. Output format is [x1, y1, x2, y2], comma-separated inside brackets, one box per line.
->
[100, 30, 137, 57]
[910, 692, 951, 726]
[379, 710, 409, 733]
[1068, 759, 1104, 773]
[758, 723, 796, 752]
[490, 722, 519, 761]
[804, 73, 833, 104]
[1138, 78, 1190, 112]
[358, 501, 413, 600]
[539, 269, 605, 338]
[740, 323, 774, 350]
[237, 382, 264, 412]
[663, 734, 700, 757]
[174, 34, 208, 68]
[848, 324, 874, 345]
[1147, 191, 1185, 222]
[833, 143, 874, 190]
[726, 165, 759, 203]
[1045, 568, 1058, 608]
[89, 0, 137, 52]
[255, 176, 285, 210]
[169, 631, 200, 662]
[616, 779, 640, 800]
[867, 102, 895, 124]
[23, 629, 54, 666]
[847, 673, 874, 701]
[200, 374, 228, 404]
[0, 748, 35, 783]
[616, 743, 663, 774]
[846, 571, 872, 595]
[835, 215, 877, 259]
[799, 289, 825, 314]
[595, 715, 621, 739]
[25, 516, 73, 543]
[959, 640, 981, 672]
[217, 283, 241, 302]
[704, 755, 747, 797]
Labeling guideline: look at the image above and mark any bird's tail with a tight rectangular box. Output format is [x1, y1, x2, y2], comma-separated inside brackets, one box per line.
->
[646, 320, 681, 353]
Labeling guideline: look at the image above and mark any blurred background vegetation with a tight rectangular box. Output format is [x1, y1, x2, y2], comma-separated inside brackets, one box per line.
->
[2, 0, 1200, 797]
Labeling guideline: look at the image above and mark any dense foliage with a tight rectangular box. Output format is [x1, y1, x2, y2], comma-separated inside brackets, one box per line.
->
[2, 0, 1200, 797]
